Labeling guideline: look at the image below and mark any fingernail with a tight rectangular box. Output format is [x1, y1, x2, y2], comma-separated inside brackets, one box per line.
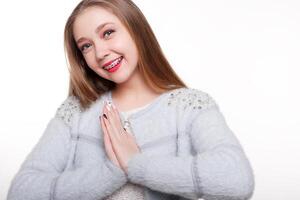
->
[103, 114, 107, 119]
[106, 104, 111, 111]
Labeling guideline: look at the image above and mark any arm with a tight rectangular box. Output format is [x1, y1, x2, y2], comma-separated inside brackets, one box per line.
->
[126, 98, 255, 200]
[7, 99, 128, 200]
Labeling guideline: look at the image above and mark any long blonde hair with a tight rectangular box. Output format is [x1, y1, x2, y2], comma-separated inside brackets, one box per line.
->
[64, 0, 188, 109]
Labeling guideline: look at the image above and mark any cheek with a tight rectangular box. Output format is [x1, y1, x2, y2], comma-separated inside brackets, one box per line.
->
[112, 39, 126, 53]
[128, 42, 139, 64]
[82, 54, 101, 75]
[114, 33, 136, 53]
[83, 53, 96, 67]
[82, 54, 110, 78]
[115, 38, 138, 61]
[124, 36, 139, 59]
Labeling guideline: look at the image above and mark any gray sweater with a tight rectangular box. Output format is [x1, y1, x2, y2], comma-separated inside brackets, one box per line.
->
[7, 87, 255, 200]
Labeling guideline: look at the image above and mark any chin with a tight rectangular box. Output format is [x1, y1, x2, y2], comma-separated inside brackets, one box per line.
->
[115, 71, 136, 84]
[111, 74, 130, 84]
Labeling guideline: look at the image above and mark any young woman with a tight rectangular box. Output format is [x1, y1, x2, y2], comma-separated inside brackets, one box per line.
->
[7, 0, 255, 200]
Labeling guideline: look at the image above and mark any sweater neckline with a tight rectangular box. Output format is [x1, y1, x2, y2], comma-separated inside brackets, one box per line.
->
[107, 88, 182, 119]
[121, 101, 152, 114]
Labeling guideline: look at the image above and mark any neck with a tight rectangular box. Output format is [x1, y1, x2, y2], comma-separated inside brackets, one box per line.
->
[112, 69, 157, 101]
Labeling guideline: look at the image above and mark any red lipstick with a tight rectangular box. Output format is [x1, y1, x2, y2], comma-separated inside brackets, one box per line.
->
[102, 56, 122, 69]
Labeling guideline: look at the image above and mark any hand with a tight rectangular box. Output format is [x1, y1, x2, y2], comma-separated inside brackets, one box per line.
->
[100, 101, 141, 174]
[100, 111, 122, 169]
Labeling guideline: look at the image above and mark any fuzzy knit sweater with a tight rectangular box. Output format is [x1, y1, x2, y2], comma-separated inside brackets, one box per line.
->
[7, 87, 255, 200]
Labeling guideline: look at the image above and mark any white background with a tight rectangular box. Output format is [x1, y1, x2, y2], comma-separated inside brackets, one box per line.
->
[0, 0, 299, 199]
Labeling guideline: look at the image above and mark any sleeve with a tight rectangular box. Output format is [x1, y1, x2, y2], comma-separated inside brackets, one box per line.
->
[126, 93, 255, 200]
[7, 97, 128, 200]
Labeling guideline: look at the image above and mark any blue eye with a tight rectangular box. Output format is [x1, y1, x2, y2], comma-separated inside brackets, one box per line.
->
[103, 29, 115, 38]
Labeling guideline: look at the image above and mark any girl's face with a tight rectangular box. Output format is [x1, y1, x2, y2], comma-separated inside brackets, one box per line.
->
[73, 6, 139, 84]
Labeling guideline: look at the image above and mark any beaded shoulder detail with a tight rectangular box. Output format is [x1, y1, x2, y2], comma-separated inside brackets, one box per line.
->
[55, 96, 82, 126]
[167, 88, 217, 110]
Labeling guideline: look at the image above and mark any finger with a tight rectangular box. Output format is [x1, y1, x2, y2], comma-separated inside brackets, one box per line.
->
[103, 101, 113, 118]
[100, 116, 117, 157]
[102, 105, 122, 152]
[110, 104, 126, 135]
[124, 129, 135, 140]
[100, 115, 110, 142]
[111, 103, 123, 127]
[104, 102, 122, 140]
[103, 102, 113, 124]
[104, 101, 116, 123]
[108, 102, 128, 137]
[102, 110, 112, 134]
[102, 106, 112, 133]
[103, 103, 121, 141]
[100, 116, 121, 167]
[100, 116, 110, 150]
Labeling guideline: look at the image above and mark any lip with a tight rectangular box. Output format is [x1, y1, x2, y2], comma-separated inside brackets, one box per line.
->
[107, 59, 122, 73]
[102, 56, 123, 69]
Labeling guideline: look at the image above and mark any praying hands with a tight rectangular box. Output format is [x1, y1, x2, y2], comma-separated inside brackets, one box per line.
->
[99, 101, 141, 174]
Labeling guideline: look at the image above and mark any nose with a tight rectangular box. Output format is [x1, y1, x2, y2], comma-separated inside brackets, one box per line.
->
[95, 41, 110, 62]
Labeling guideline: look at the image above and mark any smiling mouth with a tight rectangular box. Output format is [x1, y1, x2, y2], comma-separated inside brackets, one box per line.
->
[102, 56, 123, 70]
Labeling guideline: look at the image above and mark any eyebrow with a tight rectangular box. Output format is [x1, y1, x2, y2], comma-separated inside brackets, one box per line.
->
[76, 22, 114, 44]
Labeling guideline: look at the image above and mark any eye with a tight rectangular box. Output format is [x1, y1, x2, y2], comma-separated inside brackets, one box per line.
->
[80, 43, 92, 52]
[78, 29, 115, 52]
[103, 29, 115, 38]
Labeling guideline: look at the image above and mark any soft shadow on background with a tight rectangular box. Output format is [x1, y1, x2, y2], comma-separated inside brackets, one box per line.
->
[0, 0, 299, 199]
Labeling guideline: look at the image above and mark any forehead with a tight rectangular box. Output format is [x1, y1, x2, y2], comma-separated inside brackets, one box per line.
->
[73, 6, 121, 39]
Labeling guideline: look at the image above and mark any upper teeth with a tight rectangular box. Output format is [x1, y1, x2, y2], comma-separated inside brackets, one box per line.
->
[104, 57, 122, 70]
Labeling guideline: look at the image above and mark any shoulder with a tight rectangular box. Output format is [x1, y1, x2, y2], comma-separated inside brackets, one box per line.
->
[55, 95, 83, 126]
[166, 87, 217, 111]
